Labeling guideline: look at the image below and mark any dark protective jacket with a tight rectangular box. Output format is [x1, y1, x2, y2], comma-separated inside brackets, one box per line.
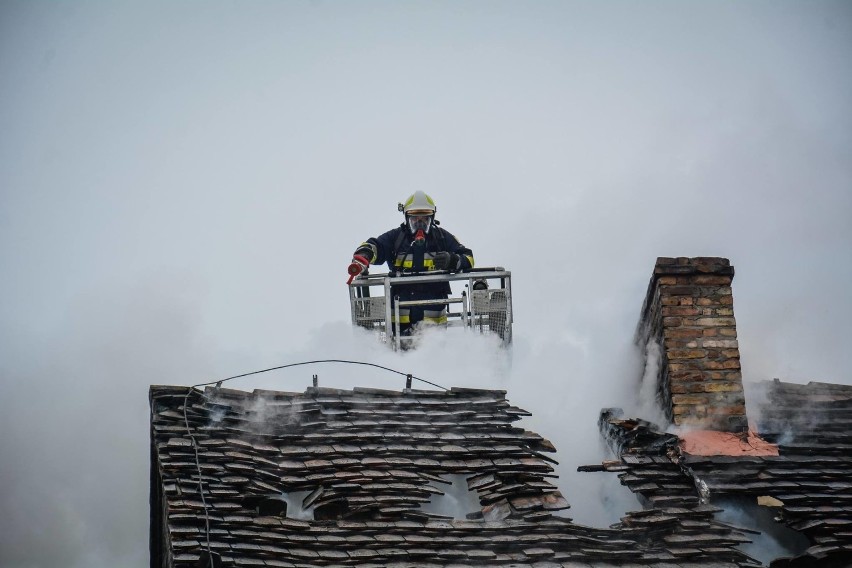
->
[355, 224, 474, 297]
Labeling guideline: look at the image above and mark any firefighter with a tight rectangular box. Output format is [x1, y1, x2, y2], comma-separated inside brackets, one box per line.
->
[348, 191, 474, 335]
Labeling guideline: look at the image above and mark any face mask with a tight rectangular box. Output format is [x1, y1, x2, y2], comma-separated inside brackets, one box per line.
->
[407, 214, 432, 234]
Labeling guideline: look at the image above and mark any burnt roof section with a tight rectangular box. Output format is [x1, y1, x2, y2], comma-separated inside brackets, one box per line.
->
[588, 410, 760, 566]
[151, 384, 764, 567]
[595, 379, 852, 568]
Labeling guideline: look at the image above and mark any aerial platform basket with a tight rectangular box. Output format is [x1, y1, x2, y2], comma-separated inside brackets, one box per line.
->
[348, 267, 513, 350]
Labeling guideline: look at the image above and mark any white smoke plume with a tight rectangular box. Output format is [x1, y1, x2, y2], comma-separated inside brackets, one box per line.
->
[635, 338, 669, 428]
[2, 2, 851, 567]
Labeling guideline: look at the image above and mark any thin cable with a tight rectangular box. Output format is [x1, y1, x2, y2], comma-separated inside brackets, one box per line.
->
[178, 359, 447, 566]
[182, 389, 212, 563]
[190, 359, 448, 391]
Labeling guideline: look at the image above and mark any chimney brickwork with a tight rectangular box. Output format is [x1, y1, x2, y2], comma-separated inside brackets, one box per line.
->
[637, 257, 747, 432]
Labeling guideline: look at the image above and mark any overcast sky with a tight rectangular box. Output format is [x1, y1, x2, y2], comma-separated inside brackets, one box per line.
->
[1, 1, 851, 566]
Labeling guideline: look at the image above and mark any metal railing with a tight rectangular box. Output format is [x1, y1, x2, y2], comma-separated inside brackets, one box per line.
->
[348, 267, 513, 350]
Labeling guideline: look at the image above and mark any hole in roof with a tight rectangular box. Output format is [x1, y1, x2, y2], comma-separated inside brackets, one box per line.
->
[713, 496, 809, 565]
[420, 474, 482, 520]
[563, 468, 643, 527]
[281, 490, 315, 520]
[242, 494, 291, 518]
[313, 498, 350, 521]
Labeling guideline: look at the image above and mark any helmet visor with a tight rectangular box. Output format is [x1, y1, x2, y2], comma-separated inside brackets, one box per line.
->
[407, 214, 432, 234]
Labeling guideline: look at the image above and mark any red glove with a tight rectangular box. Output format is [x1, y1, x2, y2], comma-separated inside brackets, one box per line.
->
[347, 254, 370, 284]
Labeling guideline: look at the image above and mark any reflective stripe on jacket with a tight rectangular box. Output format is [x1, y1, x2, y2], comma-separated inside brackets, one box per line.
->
[356, 224, 474, 297]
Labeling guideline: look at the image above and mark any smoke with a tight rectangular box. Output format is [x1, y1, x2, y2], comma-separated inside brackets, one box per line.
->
[206, 404, 228, 428]
[281, 490, 315, 521]
[0, 274, 220, 568]
[2, 1, 851, 566]
[242, 392, 302, 435]
[635, 339, 669, 428]
[420, 474, 482, 520]
[743, 378, 832, 451]
[175, 309, 647, 528]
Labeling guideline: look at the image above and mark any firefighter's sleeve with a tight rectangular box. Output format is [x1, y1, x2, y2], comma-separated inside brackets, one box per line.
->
[355, 227, 401, 265]
[444, 230, 474, 270]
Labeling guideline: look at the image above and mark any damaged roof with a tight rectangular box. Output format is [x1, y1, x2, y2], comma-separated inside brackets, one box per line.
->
[595, 379, 852, 568]
[150, 384, 765, 567]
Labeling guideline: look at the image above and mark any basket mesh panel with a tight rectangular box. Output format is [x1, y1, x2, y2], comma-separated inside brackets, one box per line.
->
[352, 296, 386, 334]
[471, 290, 508, 339]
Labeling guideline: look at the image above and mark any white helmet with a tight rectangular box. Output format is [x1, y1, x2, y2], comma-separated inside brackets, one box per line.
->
[400, 191, 436, 234]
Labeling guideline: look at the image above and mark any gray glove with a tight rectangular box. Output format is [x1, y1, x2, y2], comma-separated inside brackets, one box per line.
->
[433, 252, 460, 272]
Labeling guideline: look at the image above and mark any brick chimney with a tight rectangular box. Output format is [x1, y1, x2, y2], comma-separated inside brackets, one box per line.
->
[637, 257, 747, 432]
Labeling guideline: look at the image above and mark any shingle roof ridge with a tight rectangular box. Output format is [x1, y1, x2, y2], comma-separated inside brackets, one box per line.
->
[174, 384, 511, 401]
[769, 378, 852, 393]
